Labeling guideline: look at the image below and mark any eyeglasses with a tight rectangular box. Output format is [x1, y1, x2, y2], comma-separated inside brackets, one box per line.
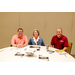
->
[18, 31, 23, 33]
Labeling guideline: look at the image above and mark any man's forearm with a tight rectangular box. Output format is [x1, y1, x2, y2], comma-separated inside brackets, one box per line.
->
[24, 42, 28, 46]
[11, 43, 17, 47]
[50, 45, 53, 47]
[62, 47, 68, 51]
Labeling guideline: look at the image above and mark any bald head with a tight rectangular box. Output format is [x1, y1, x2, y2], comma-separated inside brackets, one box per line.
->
[56, 28, 62, 32]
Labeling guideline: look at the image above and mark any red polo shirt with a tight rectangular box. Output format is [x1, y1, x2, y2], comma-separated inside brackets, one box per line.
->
[51, 35, 68, 49]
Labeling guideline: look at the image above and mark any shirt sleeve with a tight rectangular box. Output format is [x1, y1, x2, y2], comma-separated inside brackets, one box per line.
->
[64, 37, 68, 47]
[24, 35, 28, 43]
[28, 38, 32, 45]
[41, 39, 45, 46]
[11, 35, 16, 44]
[51, 37, 54, 45]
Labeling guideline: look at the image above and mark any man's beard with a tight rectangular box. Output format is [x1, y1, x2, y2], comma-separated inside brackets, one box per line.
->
[57, 34, 60, 37]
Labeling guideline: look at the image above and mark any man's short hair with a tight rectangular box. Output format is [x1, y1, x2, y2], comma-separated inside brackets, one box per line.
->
[56, 28, 63, 32]
[17, 28, 23, 32]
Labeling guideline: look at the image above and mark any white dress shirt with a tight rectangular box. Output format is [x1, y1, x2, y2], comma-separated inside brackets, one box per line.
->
[33, 36, 39, 45]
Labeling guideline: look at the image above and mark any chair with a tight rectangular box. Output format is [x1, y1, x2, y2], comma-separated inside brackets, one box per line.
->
[66, 42, 73, 54]
[66, 42, 75, 59]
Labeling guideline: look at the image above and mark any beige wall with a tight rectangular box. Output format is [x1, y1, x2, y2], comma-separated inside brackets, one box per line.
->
[0, 12, 19, 48]
[0, 12, 75, 54]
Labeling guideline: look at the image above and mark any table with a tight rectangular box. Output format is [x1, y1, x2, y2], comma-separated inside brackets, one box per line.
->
[0, 45, 75, 62]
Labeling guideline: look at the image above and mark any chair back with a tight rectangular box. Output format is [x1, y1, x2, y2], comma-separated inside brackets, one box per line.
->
[66, 42, 72, 54]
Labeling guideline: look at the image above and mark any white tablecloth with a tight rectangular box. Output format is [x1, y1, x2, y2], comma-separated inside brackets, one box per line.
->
[0, 45, 75, 62]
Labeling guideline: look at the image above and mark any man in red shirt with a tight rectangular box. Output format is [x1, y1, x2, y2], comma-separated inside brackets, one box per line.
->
[50, 28, 68, 51]
[11, 28, 28, 48]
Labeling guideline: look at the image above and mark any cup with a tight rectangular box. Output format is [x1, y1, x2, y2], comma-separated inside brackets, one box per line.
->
[37, 48, 40, 51]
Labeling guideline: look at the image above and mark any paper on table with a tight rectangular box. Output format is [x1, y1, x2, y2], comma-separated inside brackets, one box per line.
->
[10, 46, 27, 50]
[65, 54, 73, 58]
[15, 52, 24, 57]
[55, 50, 68, 55]
[49, 47, 59, 51]
[38, 55, 49, 61]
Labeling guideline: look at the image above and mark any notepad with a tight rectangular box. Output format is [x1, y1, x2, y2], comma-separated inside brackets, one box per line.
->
[55, 50, 68, 55]
[30, 46, 40, 48]
[15, 52, 24, 56]
[39, 55, 49, 61]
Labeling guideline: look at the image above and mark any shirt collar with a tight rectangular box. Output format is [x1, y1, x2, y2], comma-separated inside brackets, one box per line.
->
[33, 36, 39, 41]
[17, 34, 23, 38]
